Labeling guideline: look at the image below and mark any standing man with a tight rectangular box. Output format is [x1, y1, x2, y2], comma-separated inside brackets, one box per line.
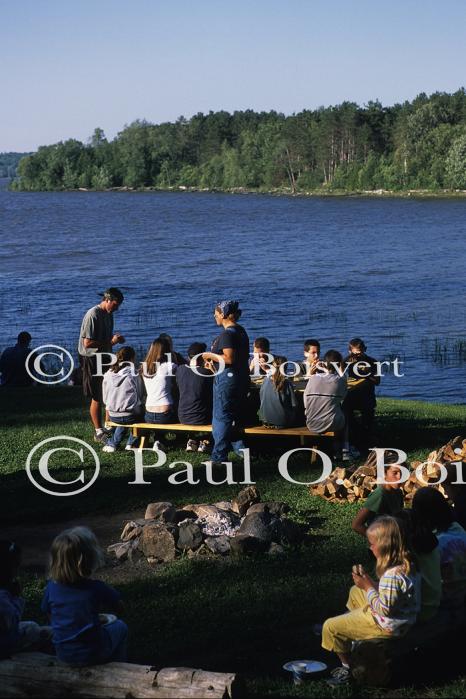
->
[78, 288, 125, 443]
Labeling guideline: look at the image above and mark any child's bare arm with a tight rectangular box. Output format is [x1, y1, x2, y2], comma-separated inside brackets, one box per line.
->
[351, 508, 370, 537]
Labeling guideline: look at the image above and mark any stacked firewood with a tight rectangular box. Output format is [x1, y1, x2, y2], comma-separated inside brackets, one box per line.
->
[310, 437, 466, 504]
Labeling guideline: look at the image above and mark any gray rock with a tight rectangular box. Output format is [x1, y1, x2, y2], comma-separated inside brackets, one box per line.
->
[213, 501, 234, 512]
[237, 512, 273, 543]
[267, 542, 286, 556]
[145, 502, 177, 523]
[177, 521, 203, 551]
[140, 522, 178, 561]
[231, 485, 260, 516]
[120, 521, 143, 542]
[127, 538, 142, 562]
[230, 533, 269, 555]
[107, 541, 133, 561]
[246, 503, 270, 515]
[204, 535, 231, 555]
[174, 509, 197, 523]
[276, 517, 305, 546]
[182, 504, 219, 518]
[246, 501, 290, 516]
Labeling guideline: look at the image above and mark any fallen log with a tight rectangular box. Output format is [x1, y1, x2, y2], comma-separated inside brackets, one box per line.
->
[0, 653, 239, 699]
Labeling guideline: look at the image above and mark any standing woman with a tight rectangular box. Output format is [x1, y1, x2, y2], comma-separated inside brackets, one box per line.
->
[202, 300, 250, 463]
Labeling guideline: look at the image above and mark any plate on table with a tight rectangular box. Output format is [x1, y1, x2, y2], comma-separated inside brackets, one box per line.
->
[283, 660, 327, 674]
[99, 613, 117, 625]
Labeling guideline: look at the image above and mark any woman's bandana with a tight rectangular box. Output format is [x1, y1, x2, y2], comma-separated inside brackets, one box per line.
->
[217, 300, 239, 318]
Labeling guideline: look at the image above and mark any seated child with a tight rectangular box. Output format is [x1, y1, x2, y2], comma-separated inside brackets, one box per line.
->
[396, 510, 441, 623]
[342, 337, 380, 455]
[142, 337, 178, 425]
[157, 333, 188, 366]
[412, 487, 466, 612]
[102, 346, 144, 452]
[297, 338, 321, 377]
[0, 540, 52, 658]
[41, 527, 128, 667]
[259, 355, 302, 428]
[176, 342, 214, 452]
[249, 337, 271, 375]
[322, 516, 420, 686]
[352, 460, 404, 537]
[303, 349, 347, 436]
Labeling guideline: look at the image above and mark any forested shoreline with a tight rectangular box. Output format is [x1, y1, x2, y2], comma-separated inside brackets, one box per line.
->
[0, 152, 27, 178]
[11, 90, 466, 193]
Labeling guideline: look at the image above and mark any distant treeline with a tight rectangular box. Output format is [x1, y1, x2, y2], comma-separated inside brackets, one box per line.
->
[0, 153, 28, 178]
[12, 90, 466, 193]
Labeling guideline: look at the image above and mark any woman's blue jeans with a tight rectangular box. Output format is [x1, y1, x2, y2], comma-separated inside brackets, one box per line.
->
[144, 409, 176, 424]
[108, 414, 141, 448]
[211, 370, 247, 462]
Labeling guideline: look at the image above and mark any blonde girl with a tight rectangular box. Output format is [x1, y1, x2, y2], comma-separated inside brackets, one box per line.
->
[322, 516, 420, 686]
[41, 527, 127, 666]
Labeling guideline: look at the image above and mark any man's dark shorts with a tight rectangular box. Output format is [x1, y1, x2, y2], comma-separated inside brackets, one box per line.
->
[81, 355, 103, 401]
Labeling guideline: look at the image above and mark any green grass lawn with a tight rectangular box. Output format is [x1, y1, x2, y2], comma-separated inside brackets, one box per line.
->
[1, 386, 466, 697]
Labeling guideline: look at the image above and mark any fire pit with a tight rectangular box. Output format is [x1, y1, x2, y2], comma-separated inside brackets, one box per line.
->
[107, 486, 305, 564]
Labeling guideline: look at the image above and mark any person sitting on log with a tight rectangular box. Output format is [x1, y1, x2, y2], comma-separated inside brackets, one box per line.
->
[412, 487, 466, 612]
[41, 527, 127, 667]
[321, 516, 420, 686]
[342, 338, 380, 459]
[0, 540, 52, 658]
[352, 460, 405, 537]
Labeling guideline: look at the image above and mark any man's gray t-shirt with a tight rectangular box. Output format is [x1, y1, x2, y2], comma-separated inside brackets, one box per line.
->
[304, 373, 347, 433]
[78, 305, 113, 357]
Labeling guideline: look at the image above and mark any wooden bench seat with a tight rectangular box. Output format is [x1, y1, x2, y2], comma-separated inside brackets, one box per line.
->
[106, 421, 335, 462]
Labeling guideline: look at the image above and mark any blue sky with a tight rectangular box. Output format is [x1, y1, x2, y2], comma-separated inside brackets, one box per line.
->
[1, 0, 465, 151]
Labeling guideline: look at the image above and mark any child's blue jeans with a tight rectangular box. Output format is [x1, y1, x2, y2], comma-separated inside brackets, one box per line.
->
[107, 414, 140, 448]
[98, 619, 128, 663]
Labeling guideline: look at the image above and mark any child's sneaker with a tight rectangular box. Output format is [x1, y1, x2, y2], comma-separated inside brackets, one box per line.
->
[102, 444, 116, 453]
[326, 666, 351, 686]
[125, 444, 140, 451]
[198, 440, 210, 454]
[186, 439, 199, 452]
[94, 431, 109, 445]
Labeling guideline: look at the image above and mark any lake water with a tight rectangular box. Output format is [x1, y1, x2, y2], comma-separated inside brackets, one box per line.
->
[0, 179, 465, 403]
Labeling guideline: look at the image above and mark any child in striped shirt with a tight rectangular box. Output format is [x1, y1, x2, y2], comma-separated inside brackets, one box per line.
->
[322, 516, 420, 686]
